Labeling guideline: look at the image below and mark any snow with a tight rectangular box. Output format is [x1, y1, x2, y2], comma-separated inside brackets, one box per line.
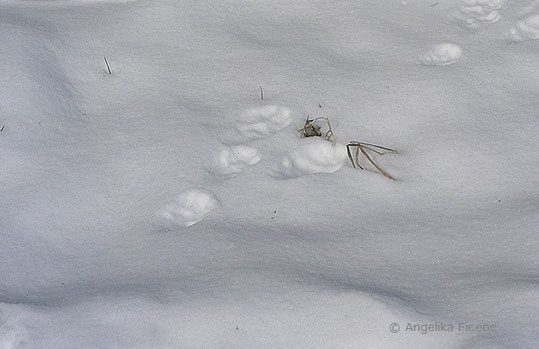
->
[506, 13, 539, 41]
[455, 0, 504, 29]
[272, 138, 347, 179]
[419, 43, 463, 66]
[159, 189, 219, 228]
[233, 105, 293, 141]
[1, 0, 538, 348]
[206, 145, 260, 178]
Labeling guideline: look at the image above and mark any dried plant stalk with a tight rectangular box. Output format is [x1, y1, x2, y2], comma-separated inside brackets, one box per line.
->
[299, 116, 336, 143]
[346, 141, 397, 180]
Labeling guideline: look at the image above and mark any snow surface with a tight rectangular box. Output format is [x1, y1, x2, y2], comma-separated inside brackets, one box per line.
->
[1, 0, 538, 348]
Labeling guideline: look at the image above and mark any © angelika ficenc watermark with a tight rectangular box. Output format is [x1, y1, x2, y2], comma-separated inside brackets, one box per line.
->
[389, 321, 496, 334]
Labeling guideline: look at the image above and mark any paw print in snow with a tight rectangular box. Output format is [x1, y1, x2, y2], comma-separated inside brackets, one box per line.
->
[419, 43, 462, 66]
[235, 105, 292, 140]
[158, 189, 219, 228]
[271, 138, 347, 179]
[206, 145, 260, 178]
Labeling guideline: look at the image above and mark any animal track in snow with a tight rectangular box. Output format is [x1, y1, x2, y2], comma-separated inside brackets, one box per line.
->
[271, 138, 347, 179]
[234, 105, 292, 140]
[206, 145, 260, 178]
[419, 43, 463, 66]
[505, 14, 539, 41]
[158, 189, 219, 228]
[455, 0, 504, 29]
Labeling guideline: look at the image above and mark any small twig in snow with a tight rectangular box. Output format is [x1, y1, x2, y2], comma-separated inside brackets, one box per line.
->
[103, 57, 112, 74]
[259, 86, 264, 100]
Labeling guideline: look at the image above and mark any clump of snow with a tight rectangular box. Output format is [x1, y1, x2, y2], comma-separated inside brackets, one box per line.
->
[206, 145, 260, 178]
[419, 43, 463, 66]
[505, 14, 539, 41]
[456, 0, 504, 29]
[235, 105, 292, 140]
[272, 138, 347, 179]
[158, 189, 219, 228]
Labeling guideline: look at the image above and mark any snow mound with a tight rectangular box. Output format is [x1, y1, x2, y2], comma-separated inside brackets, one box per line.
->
[235, 105, 292, 140]
[206, 145, 260, 178]
[272, 138, 347, 179]
[420, 43, 463, 66]
[456, 0, 504, 29]
[158, 189, 219, 228]
[505, 14, 539, 41]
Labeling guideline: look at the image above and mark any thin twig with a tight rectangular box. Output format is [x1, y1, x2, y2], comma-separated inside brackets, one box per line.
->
[259, 86, 264, 100]
[359, 145, 396, 180]
[358, 142, 397, 153]
[346, 144, 355, 168]
[361, 145, 389, 155]
[354, 145, 364, 169]
[0, 125, 5, 132]
[103, 57, 112, 74]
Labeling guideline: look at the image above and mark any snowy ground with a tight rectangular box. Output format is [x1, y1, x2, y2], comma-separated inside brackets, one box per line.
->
[1, 0, 538, 348]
